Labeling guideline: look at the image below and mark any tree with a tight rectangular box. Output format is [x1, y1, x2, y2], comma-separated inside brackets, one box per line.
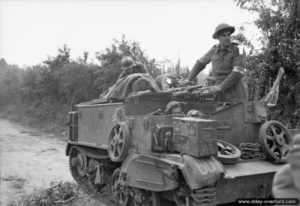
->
[0, 59, 23, 106]
[235, 0, 300, 127]
[44, 44, 71, 69]
[95, 35, 162, 90]
[0, 37, 164, 127]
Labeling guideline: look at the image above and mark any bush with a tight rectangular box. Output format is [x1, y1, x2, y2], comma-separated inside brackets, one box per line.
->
[0, 37, 163, 132]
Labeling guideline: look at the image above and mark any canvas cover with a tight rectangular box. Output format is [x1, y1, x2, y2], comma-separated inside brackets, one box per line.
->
[100, 73, 161, 101]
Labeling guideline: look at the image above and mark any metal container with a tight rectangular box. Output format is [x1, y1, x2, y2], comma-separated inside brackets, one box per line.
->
[173, 117, 218, 158]
[68, 111, 78, 141]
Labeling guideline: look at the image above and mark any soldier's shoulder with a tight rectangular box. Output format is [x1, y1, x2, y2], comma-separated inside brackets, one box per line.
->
[209, 44, 219, 53]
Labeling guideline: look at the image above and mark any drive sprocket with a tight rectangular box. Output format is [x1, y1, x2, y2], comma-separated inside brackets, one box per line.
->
[69, 148, 111, 200]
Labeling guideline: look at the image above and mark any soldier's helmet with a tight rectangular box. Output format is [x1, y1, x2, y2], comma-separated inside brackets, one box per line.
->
[213, 23, 235, 39]
[186, 109, 204, 118]
[121, 56, 134, 70]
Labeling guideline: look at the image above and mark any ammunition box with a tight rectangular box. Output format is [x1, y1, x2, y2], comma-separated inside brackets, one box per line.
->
[173, 117, 217, 158]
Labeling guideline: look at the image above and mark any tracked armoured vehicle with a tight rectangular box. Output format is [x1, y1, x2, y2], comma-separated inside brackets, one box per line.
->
[66, 73, 292, 205]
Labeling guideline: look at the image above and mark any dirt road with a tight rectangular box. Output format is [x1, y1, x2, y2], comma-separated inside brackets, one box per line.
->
[0, 118, 105, 206]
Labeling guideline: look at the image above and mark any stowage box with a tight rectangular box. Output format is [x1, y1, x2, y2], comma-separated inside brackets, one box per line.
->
[173, 117, 217, 158]
[68, 111, 78, 141]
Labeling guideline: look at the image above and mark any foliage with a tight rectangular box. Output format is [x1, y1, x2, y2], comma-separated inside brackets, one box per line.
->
[95, 35, 161, 89]
[235, 0, 300, 128]
[0, 37, 162, 129]
[0, 59, 23, 106]
[8, 181, 80, 206]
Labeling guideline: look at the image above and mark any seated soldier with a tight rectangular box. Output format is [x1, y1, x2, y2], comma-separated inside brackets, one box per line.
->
[155, 73, 177, 90]
[118, 57, 148, 80]
[155, 67, 191, 91]
[128, 77, 152, 96]
[165, 101, 184, 116]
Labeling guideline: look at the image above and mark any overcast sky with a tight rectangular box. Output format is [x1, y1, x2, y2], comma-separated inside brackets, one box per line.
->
[0, 0, 259, 71]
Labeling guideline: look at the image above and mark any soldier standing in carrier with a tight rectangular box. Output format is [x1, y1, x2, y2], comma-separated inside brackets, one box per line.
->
[181, 23, 247, 102]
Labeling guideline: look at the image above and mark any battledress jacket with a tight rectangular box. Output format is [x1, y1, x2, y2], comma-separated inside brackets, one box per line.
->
[191, 43, 247, 102]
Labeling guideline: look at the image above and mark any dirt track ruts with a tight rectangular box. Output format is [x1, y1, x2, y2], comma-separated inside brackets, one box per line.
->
[0, 118, 74, 205]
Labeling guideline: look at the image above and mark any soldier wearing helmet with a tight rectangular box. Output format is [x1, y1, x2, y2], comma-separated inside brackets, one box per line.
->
[155, 74, 177, 90]
[181, 23, 247, 102]
[118, 56, 148, 80]
[165, 101, 184, 115]
[186, 109, 205, 118]
[155, 67, 191, 91]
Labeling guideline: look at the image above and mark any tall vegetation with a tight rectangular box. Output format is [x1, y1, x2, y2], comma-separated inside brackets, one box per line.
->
[0, 59, 23, 106]
[0, 36, 162, 130]
[235, 0, 300, 128]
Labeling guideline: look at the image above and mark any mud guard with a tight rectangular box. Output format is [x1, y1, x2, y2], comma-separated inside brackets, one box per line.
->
[120, 153, 224, 192]
[66, 143, 109, 159]
[120, 153, 179, 192]
[66, 143, 71, 156]
[180, 155, 225, 190]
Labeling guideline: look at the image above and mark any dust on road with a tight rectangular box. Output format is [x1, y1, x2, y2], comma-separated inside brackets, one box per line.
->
[0, 118, 105, 206]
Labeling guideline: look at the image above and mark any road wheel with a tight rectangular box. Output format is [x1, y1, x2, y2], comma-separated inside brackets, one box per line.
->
[69, 147, 110, 198]
[217, 140, 241, 164]
[108, 123, 130, 162]
[69, 148, 87, 180]
[259, 120, 292, 163]
[110, 168, 130, 206]
[132, 188, 160, 206]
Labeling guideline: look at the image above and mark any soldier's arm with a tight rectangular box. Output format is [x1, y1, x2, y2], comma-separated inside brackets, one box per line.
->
[219, 46, 246, 91]
[188, 47, 213, 82]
